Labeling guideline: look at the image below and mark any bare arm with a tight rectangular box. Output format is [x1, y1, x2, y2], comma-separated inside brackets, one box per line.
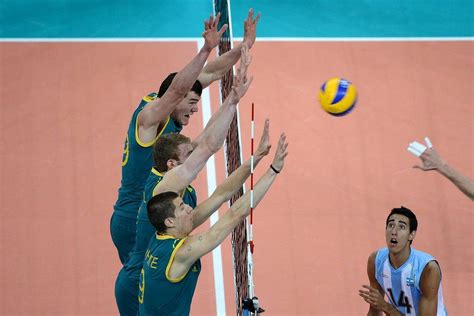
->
[413, 146, 474, 200]
[360, 252, 403, 316]
[137, 14, 227, 143]
[197, 9, 260, 88]
[418, 261, 441, 316]
[192, 44, 252, 148]
[172, 133, 288, 274]
[192, 119, 271, 228]
[154, 57, 253, 196]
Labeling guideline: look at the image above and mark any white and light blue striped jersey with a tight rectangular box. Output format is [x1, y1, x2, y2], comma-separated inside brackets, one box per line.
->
[375, 247, 447, 315]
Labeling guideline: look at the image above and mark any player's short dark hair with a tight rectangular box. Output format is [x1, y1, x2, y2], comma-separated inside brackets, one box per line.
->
[153, 133, 191, 172]
[386, 206, 418, 244]
[157, 72, 203, 98]
[147, 191, 180, 234]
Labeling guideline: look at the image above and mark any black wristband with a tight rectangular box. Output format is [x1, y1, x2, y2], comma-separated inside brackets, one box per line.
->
[270, 164, 280, 174]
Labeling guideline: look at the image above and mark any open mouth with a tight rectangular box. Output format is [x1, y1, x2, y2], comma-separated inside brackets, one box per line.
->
[390, 238, 398, 245]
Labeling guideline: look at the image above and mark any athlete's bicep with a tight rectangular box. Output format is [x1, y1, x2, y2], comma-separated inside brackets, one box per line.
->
[367, 252, 381, 289]
[419, 261, 441, 316]
[176, 210, 240, 266]
[138, 91, 181, 128]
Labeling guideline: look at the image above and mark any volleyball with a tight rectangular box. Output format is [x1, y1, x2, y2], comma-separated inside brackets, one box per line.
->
[319, 78, 357, 116]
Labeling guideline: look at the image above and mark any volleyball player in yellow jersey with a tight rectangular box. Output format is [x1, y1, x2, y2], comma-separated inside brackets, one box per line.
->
[111, 9, 261, 264]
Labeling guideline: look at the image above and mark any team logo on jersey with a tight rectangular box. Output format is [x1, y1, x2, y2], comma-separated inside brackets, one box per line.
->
[406, 277, 415, 286]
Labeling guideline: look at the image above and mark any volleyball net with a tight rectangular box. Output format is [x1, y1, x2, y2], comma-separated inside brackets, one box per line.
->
[212, 0, 262, 314]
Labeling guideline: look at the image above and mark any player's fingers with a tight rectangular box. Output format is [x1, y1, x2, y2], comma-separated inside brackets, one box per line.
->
[218, 24, 228, 36]
[361, 285, 377, 292]
[254, 12, 261, 24]
[407, 146, 422, 157]
[214, 12, 221, 27]
[245, 76, 254, 87]
[424, 137, 433, 148]
[412, 141, 427, 153]
[246, 8, 253, 21]
[263, 118, 270, 132]
[246, 54, 253, 65]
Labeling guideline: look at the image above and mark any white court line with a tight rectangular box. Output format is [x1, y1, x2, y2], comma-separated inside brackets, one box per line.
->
[197, 39, 226, 316]
[237, 37, 474, 42]
[1, 36, 472, 42]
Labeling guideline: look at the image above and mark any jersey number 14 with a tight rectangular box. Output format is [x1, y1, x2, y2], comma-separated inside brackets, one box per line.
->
[387, 288, 412, 314]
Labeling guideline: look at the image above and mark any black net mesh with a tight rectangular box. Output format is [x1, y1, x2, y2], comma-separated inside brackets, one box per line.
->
[213, 1, 248, 315]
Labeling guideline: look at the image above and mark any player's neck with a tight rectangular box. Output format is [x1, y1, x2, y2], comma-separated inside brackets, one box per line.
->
[166, 228, 187, 239]
[389, 247, 411, 269]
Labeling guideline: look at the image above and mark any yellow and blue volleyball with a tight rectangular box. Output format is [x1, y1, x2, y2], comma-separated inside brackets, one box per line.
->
[319, 78, 357, 116]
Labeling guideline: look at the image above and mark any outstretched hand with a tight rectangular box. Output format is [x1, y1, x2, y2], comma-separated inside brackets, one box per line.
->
[413, 147, 446, 172]
[271, 133, 289, 172]
[229, 45, 253, 104]
[243, 8, 261, 49]
[202, 13, 228, 52]
[254, 119, 271, 160]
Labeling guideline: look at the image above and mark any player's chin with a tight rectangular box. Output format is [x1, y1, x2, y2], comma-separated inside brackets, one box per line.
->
[181, 115, 191, 125]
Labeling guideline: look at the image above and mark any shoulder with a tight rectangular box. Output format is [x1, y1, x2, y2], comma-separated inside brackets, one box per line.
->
[412, 248, 435, 261]
[419, 261, 442, 296]
[367, 251, 381, 286]
[142, 92, 158, 103]
[372, 247, 388, 263]
[368, 251, 378, 265]
[421, 261, 441, 280]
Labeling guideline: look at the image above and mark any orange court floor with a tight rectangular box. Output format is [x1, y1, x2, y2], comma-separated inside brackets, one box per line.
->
[0, 40, 472, 315]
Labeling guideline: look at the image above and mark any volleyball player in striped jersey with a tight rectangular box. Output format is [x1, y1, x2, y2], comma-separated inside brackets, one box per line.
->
[360, 207, 447, 315]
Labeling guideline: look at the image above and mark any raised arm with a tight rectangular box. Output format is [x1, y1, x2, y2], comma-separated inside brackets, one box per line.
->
[414, 148, 474, 200]
[137, 13, 227, 142]
[173, 133, 288, 273]
[192, 44, 252, 148]
[359, 252, 403, 316]
[197, 8, 260, 88]
[418, 261, 441, 316]
[154, 57, 253, 196]
[192, 119, 271, 228]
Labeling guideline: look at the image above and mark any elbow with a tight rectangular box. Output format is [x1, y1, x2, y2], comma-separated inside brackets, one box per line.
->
[230, 204, 248, 222]
[204, 134, 224, 154]
[167, 78, 190, 99]
[170, 85, 189, 99]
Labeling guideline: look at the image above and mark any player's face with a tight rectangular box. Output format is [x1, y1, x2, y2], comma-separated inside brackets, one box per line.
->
[175, 142, 194, 165]
[385, 214, 415, 254]
[171, 92, 200, 126]
[172, 197, 194, 235]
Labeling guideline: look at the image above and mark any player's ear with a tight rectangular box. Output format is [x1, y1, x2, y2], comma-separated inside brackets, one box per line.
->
[164, 217, 175, 228]
[409, 230, 416, 242]
[167, 159, 178, 170]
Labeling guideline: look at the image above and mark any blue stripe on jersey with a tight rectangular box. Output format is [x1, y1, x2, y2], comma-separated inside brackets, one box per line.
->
[375, 247, 447, 315]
